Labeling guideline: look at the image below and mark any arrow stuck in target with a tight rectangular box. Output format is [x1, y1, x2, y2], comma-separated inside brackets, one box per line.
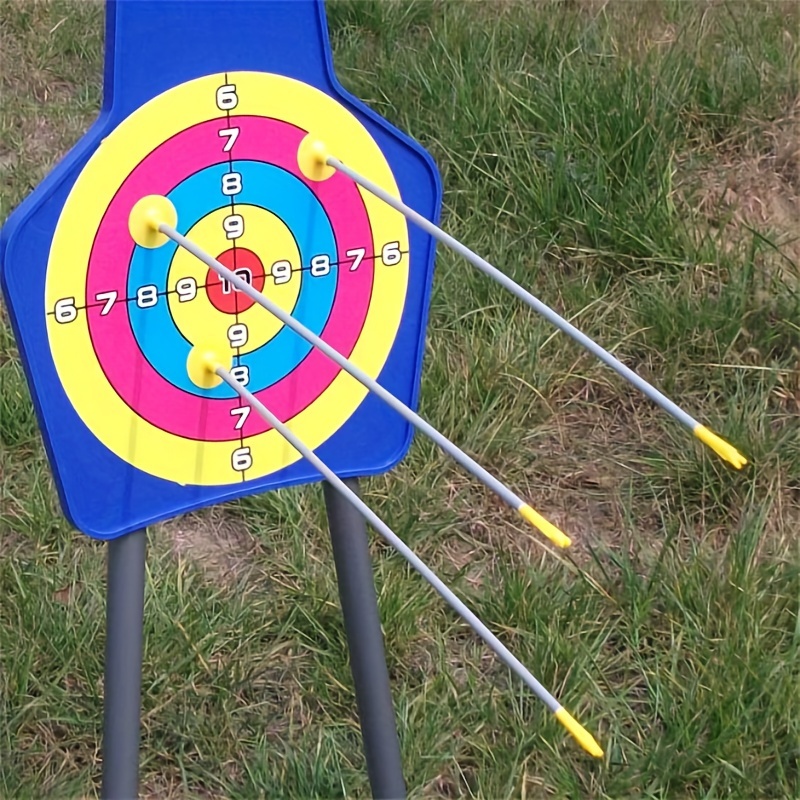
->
[297, 135, 749, 472]
[128, 195, 573, 550]
[125, 193, 606, 757]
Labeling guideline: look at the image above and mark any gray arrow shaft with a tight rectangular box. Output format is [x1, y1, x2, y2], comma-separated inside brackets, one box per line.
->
[327, 156, 699, 432]
[159, 224, 525, 511]
[217, 365, 562, 714]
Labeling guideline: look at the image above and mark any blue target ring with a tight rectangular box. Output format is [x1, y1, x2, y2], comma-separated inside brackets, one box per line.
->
[127, 160, 338, 398]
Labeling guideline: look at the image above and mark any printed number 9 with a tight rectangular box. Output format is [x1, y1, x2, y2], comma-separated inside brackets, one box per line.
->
[223, 214, 244, 240]
[228, 323, 248, 348]
[272, 260, 292, 285]
[176, 277, 197, 302]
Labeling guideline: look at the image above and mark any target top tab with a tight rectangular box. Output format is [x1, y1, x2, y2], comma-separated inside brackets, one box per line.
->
[104, 0, 335, 117]
[0, 0, 441, 540]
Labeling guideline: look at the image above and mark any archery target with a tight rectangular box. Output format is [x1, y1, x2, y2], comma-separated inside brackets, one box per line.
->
[44, 71, 409, 486]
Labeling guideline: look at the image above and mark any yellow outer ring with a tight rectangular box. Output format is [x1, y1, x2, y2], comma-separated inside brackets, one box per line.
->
[45, 71, 408, 485]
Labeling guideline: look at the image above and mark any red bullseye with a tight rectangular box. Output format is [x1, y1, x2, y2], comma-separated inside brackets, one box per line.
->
[206, 248, 266, 313]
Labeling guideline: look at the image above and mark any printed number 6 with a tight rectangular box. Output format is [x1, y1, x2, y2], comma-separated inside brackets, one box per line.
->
[232, 446, 252, 471]
[381, 241, 402, 266]
[54, 297, 77, 323]
[216, 84, 238, 110]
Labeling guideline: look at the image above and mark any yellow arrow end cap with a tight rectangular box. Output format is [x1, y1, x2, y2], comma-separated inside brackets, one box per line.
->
[519, 504, 571, 548]
[187, 343, 232, 389]
[694, 425, 748, 469]
[554, 708, 604, 758]
[128, 194, 177, 248]
[297, 133, 335, 181]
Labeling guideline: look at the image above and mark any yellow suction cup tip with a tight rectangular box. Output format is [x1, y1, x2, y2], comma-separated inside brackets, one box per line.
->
[554, 708, 604, 758]
[519, 504, 571, 548]
[297, 134, 335, 181]
[186, 343, 231, 389]
[694, 425, 748, 469]
[128, 194, 177, 248]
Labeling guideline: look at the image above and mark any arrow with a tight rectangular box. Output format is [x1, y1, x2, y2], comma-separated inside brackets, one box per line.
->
[298, 136, 748, 470]
[205, 356, 604, 758]
[126, 195, 571, 549]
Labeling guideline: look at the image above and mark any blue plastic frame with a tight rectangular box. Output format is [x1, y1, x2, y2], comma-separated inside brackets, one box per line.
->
[0, 0, 442, 540]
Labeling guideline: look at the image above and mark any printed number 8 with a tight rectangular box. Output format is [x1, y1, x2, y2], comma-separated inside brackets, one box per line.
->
[310, 255, 330, 277]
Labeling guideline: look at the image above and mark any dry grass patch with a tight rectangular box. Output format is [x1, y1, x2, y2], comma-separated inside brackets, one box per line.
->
[444, 372, 790, 576]
[155, 509, 262, 589]
[139, 775, 230, 800]
[690, 98, 800, 275]
[518, 390, 676, 552]
[421, 383, 675, 575]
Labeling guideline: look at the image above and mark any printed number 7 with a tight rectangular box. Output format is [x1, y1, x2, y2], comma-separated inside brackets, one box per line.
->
[230, 406, 251, 430]
[347, 247, 365, 271]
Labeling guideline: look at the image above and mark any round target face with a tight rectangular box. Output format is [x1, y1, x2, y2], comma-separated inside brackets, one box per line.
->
[44, 71, 409, 486]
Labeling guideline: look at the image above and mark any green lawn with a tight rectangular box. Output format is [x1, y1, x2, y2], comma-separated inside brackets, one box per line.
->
[1, 0, 799, 797]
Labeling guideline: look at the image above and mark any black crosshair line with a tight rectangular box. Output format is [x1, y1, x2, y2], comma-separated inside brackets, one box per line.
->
[291, 248, 409, 273]
[222, 71, 247, 483]
[46, 248, 410, 317]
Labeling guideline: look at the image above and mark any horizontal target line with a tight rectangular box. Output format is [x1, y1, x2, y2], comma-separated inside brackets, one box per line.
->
[51, 245, 406, 316]
[293, 249, 409, 273]
[215, 364, 603, 759]
[48, 288, 175, 315]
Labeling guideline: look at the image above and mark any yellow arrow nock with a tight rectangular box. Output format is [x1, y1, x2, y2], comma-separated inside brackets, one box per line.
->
[519, 504, 571, 548]
[693, 425, 748, 469]
[554, 707, 604, 758]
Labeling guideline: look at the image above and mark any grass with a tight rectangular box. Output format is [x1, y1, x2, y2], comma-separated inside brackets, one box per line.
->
[1, 0, 799, 797]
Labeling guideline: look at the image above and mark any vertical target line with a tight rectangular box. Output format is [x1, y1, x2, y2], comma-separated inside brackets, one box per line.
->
[158, 222, 570, 550]
[222, 71, 246, 482]
[223, 71, 240, 329]
[214, 364, 603, 758]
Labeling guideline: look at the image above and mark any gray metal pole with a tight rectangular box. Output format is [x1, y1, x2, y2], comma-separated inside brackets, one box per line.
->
[101, 529, 147, 800]
[324, 479, 406, 800]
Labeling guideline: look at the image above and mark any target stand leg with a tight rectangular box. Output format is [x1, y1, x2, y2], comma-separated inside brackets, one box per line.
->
[324, 479, 406, 800]
[101, 529, 147, 800]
